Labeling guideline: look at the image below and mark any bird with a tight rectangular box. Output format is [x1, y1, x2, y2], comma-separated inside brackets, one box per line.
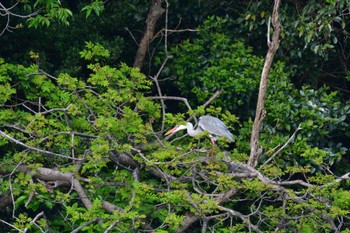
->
[165, 116, 234, 156]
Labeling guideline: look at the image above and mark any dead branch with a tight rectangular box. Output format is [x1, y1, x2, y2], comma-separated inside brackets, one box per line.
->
[0, 130, 81, 161]
[71, 218, 99, 233]
[217, 205, 262, 233]
[154, 28, 199, 38]
[23, 211, 45, 233]
[0, 219, 24, 232]
[249, 0, 281, 168]
[150, 96, 192, 111]
[15, 166, 93, 209]
[0, 2, 39, 36]
[262, 124, 302, 166]
[148, 0, 170, 132]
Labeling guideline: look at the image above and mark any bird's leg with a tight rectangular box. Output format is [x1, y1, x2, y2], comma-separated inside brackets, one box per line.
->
[210, 138, 215, 158]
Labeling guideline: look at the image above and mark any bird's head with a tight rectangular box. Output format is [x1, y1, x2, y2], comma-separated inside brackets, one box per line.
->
[164, 124, 188, 136]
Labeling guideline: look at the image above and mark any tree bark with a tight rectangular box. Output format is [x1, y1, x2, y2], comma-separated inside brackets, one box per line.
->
[248, 0, 281, 168]
[133, 0, 164, 69]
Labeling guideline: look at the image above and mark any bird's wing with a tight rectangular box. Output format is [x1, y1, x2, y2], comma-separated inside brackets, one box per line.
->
[199, 116, 234, 141]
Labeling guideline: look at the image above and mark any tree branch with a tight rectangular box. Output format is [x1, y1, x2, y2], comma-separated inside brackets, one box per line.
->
[249, 0, 281, 167]
[0, 130, 81, 161]
[217, 205, 262, 233]
[261, 124, 302, 166]
[133, 0, 164, 68]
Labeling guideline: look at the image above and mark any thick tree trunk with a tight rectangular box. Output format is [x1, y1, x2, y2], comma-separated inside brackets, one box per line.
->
[248, 0, 281, 168]
[133, 0, 164, 69]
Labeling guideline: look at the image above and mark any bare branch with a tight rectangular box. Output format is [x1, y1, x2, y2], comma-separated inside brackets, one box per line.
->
[104, 220, 119, 233]
[320, 172, 350, 188]
[155, 28, 199, 37]
[249, 0, 281, 167]
[0, 219, 24, 233]
[0, 2, 39, 36]
[150, 96, 192, 111]
[261, 124, 302, 166]
[102, 201, 124, 213]
[70, 218, 99, 233]
[202, 90, 222, 108]
[23, 211, 45, 233]
[217, 205, 263, 233]
[276, 179, 312, 188]
[223, 160, 338, 231]
[0, 130, 82, 161]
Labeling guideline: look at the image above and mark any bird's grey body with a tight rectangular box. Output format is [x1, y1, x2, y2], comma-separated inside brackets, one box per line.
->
[197, 116, 234, 142]
[171, 116, 234, 142]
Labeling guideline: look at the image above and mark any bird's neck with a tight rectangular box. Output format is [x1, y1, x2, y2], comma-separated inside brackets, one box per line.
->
[187, 124, 203, 137]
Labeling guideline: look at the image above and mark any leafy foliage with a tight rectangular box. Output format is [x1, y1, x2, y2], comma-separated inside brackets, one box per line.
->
[1, 1, 350, 232]
[168, 16, 264, 116]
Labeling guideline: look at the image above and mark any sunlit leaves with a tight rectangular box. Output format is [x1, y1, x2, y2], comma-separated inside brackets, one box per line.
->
[81, 0, 105, 18]
[27, 0, 73, 28]
[80, 41, 110, 61]
[333, 191, 350, 209]
[0, 41, 163, 231]
[13, 213, 33, 231]
[0, 83, 16, 104]
[57, 73, 85, 90]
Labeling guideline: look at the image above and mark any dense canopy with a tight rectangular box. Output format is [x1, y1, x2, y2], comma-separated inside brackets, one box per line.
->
[1, 0, 350, 232]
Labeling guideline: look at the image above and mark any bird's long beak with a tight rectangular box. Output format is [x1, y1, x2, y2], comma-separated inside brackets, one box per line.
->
[164, 126, 179, 136]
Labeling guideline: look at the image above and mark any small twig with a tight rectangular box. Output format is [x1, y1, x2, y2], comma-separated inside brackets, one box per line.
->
[187, 90, 222, 123]
[25, 178, 36, 207]
[103, 220, 118, 233]
[261, 124, 302, 166]
[217, 205, 263, 233]
[320, 172, 350, 188]
[38, 104, 72, 115]
[155, 28, 199, 37]
[0, 130, 81, 161]
[9, 159, 24, 218]
[0, 219, 24, 233]
[131, 147, 173, 184]
[124, 27, 139, 46]
[149, 96, 192, 111]
[267, 16, 271, 45]
[148, 0, 170, 132]
[0, 2, 39, 36]
[150, 57, 168, 131]
[38, 97, 41, 113]
[70, 218, 99, 233]
[37, 69, 58, 81]
[23, 211, 45, 233]
[202, 90, 222, 108]
[164, 0, 169, 54]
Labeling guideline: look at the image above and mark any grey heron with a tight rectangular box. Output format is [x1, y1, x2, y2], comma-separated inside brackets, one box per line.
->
[165, 116, 234, 156]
